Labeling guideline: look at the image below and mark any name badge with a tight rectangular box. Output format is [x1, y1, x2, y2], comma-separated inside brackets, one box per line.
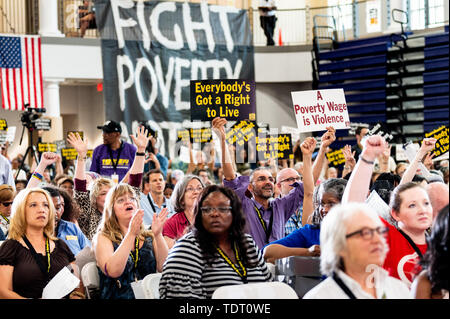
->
[66, 235, 78, 241]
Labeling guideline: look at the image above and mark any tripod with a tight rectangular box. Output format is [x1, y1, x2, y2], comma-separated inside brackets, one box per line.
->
[14, 125, 39, 182]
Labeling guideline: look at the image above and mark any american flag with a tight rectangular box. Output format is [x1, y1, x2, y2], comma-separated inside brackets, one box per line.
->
[0, 35, 43, 111]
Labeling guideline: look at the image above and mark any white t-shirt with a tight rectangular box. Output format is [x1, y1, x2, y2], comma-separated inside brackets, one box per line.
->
[259, 0, 276, 17]
[303, 268, 411, 299]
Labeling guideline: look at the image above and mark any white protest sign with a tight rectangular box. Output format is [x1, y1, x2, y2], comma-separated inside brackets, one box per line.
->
[291, 89, 351, 133]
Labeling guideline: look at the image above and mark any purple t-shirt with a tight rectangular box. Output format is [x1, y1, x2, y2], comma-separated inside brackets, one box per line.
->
[89, 142, 137, 181]
[223, 175, 304, 250]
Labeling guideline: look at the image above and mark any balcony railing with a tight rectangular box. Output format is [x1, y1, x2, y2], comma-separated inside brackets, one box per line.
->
[0, 0, 448, 45]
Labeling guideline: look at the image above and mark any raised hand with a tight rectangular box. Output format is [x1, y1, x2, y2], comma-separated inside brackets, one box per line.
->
[361, 135, 388, 162]
[300, 137, 317, 157]
[67, 132, 88, 157]
[342, 144, 356, 168]
[320, 126, 336, 149]
[212, 117, 227, 139]
[128, 209, 144, 238]
[151, 208, 169, 237]
[419, 138, 437, 157]
[130, 125, 150, 152]
[40, 152, 59, 167]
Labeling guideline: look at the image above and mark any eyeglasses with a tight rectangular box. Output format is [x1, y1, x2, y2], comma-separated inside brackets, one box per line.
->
[200, 206, 232, 215]
[1, 201, 13, 207]
[279, 176, 301, 184]
[186, 186, 203, 193]
[115, 197, 137, 205]
[255, 176, 275, 183]
[346, 226, 389, 240]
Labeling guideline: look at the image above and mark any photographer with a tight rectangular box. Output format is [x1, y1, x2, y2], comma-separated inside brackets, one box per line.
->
[141, 123, 169, 178]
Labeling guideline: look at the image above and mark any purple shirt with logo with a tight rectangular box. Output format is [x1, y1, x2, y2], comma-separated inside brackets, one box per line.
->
[223, 175, 304, 250]
[89, 142, 136, 181]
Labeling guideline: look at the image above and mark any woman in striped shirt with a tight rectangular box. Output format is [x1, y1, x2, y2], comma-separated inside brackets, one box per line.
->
[159, 185, 273, 299]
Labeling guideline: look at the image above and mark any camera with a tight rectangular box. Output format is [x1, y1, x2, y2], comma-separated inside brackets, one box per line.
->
[20, 104, 46, 130]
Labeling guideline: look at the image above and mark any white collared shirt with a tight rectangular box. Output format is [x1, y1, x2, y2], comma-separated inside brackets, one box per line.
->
[303, 268, 411, 299]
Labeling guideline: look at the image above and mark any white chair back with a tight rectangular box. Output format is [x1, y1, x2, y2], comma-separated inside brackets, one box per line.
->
[211, 282, 298, 299]
[81, 261, 100, 299]
[142, 273, 162, 299]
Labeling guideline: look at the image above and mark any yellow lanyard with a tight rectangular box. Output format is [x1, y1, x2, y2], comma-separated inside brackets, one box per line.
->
[0, 214, 9, 224]
[129, 238, 139, 269]
[253, 204, 267, 232]
[45, 238, 50, 273]
[216, 242, 247, 282]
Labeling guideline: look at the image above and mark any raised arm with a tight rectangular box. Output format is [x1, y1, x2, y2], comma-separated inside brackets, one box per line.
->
[150, 208, 169, 272]
[312, 126, 336, 183]
[212, 117, 235, 181]
[400, 138, 437, 185]
[341, 144, 356, 177]
[26, 152, 58, 189]
[342, 135, 387, 204]
[300, 137, 316, 226]
[127, 125, 151, 177]
[67, 132, 88, 183]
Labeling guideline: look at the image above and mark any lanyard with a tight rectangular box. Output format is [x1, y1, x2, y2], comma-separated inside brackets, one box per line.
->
[107, 142, 123, 173]
[253, 203, 273, 243]
[0, 214, 9, 224]
[129, 238, 140, 269]
[216, 242, 248, 283]
[147, 194, 167, 214]
[397, 228, 424, 261]
[332, 272, 357, 299]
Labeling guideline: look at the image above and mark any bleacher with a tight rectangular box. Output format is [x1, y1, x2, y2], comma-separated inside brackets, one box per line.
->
[311, 11, 449, 147]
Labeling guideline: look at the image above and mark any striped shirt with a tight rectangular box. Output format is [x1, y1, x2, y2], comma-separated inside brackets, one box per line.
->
[159, 232, 273, 299]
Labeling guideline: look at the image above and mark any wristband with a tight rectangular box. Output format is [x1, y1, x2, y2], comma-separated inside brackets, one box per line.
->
[360, 156, 374, 165]
[136, 152, 145, 156]
[32, 171, 43, 181]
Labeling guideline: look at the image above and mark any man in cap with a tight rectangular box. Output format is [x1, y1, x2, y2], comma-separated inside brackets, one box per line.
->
[90, 120, 137, 181]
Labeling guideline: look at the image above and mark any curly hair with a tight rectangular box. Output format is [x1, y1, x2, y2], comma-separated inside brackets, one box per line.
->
[311, 178, 347, 226]
[420, 205, 449, 295]
[192, 185, 257, 268]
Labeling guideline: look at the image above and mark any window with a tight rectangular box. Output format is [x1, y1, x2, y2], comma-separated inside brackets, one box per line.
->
[428, 0, 445, 27]
[405, 0, 445, 30]
[328, 0, 354, 31]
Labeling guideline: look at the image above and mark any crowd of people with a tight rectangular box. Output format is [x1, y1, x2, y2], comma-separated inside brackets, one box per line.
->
[0, 118, 448, 300]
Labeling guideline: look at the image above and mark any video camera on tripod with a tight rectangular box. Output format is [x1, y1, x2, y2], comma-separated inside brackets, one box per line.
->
[20, 104, 48, 131]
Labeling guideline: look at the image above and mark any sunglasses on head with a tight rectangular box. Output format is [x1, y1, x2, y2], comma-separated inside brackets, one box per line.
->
[1, 201, 13, 207]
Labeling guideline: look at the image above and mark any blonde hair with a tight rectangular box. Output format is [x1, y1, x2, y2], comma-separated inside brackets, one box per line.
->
[90, 178, 114, 210]
[8, 188, 58, 241]
[96, 183, 152, 245]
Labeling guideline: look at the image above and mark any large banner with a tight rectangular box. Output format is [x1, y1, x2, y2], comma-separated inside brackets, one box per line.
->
[95, 0, 254, 157]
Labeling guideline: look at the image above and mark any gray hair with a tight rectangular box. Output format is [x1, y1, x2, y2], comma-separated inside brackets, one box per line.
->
[311, 178, 348, 225]
[249, 166, 272, 183]
[319, 202, 382, 277]
[170, 174, 204, 213]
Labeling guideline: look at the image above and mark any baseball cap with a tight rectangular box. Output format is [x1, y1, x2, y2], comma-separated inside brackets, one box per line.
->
[97, 121, 122, 133]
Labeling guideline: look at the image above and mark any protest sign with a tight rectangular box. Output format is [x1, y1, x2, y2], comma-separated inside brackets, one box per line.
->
[291, 89, 351, 133]
[38, 143, 57, 153]
[61, 148, 78, 160]
[0, 119, 7, 131]
[190, 79, 256, 121]
[326, 148, 346, 167]
[424, 125, 449, 157]
[177, 128, 212, 144]
[225, 120, 257, 147]
[256, 134, 293, 161]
